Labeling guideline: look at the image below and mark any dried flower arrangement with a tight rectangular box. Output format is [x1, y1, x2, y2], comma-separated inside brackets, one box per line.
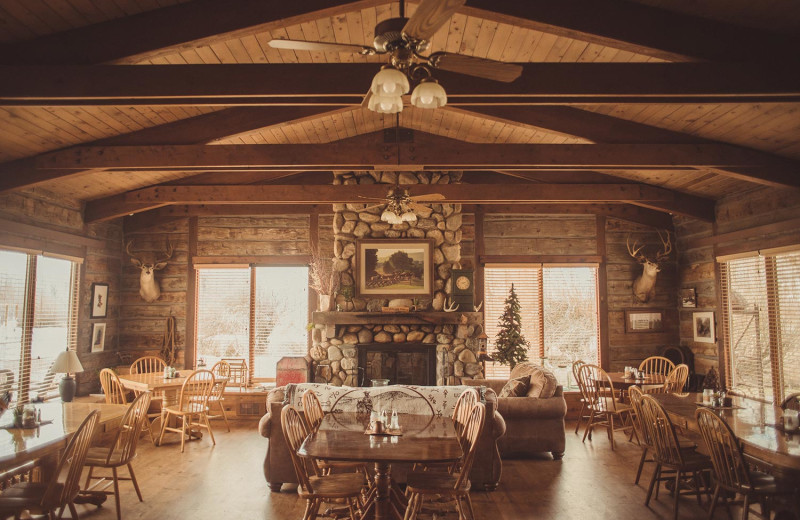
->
[309, 246, 340, 297]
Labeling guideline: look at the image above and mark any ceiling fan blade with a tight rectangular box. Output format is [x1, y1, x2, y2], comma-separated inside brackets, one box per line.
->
[428, 52, 522, 82]
[361, 89, 372, 108]
[403, 0, 466, 42]
[409, 193, 446, 201]
[268, 39, 376, 55]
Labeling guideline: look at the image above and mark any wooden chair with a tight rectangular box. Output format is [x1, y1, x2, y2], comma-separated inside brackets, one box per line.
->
[415, 388, 479, 474]
[572, 360, 592, 435]
[628, 385, 696, 486]
[644, 363, 690, 395]
[220, 358, 249, 387]
[281, 405, 363, 520]
[640, 394, 711, 520]
[83, 391, 152, 520]
[638, 356, 675, 376]
[99, 368, 128, 405]
[208, 360, 231, 432]
[301, 390, 370, 483]
[0, 410, 100, 520]
[158, 370, 216, 453]
[129, 356, 167, 375]
[696, 407, 794, 520]
[578, 363, 634, 450]
[129, 355, 167, 444]
[404, 402, 486, 520]
[780, 392, 800, 411]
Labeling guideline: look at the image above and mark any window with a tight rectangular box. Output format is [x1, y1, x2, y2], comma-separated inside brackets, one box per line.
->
[195, 265, 309, 381]
[720, 249, 800, 402]
[0, 250, 79, 404]
[484, 265, 599, 386]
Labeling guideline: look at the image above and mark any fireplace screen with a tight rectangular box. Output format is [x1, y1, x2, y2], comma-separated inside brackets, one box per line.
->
[357, 343, 436, 386]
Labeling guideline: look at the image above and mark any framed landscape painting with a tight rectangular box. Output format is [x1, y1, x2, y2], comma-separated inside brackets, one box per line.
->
[355, 239, 434, 298]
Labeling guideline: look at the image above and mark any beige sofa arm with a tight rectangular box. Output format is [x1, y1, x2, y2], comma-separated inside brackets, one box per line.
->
[497, 395, 567, 420]
[463, 378, 506, 395]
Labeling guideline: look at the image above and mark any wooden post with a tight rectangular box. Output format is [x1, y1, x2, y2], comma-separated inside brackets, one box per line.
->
[185, 216, 197, 369]
[596, 216, 610, 370]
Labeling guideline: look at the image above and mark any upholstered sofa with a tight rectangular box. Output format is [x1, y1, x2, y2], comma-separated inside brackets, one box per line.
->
[465, 362, 567, 459]
[258, 383, 506, 491]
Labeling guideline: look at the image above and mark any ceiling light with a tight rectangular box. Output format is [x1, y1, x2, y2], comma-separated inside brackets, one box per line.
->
[370, 66, 410, 96]
[368, 92, 403, 114]
[400, 210, 417, 223]
[410, 79, 447, 109]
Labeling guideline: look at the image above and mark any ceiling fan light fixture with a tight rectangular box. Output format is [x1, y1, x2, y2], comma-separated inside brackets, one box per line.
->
[381, 208, 403, 225]
[370, 66, 410, 96]
[410, 79, 447, 109]
[400, 210, 417, 223]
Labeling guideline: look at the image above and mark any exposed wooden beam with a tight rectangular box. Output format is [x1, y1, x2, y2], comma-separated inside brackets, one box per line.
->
[453, 106, 800, 189]
[2, 64, 798, 106]
[0, 0, 383, 65]
[0, 106, 341, 192]
[84, 194, 169, 224]
[464, 0, 799, 62]
[37, 142, 797, 172]
[469, 203, 674, 229]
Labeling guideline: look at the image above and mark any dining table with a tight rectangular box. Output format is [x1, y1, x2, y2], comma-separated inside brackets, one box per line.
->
[299, 413, 463, 520]
[595, 372, 666, 402]
[0, 401, 127, 505]
[652, 392, 800, 473]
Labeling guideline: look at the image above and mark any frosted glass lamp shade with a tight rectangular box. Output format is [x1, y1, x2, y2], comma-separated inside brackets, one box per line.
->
[400, 210, 417, 222]
[52, 350, 84, 374]
[368, 93, 403, 114]
[411, 79, 447, 109]
[370, 67, 410, 96]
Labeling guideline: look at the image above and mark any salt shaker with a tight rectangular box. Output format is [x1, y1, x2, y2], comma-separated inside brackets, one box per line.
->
[390, 410, 399, 430]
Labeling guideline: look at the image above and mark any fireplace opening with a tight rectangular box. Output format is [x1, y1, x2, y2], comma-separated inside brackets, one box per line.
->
[356, 343, 436, 386]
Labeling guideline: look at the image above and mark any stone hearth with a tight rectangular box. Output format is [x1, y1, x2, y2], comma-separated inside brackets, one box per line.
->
[307, 171, 482, 387]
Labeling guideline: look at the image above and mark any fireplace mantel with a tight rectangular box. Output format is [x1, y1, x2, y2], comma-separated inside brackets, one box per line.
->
[312, 311, 483, 327]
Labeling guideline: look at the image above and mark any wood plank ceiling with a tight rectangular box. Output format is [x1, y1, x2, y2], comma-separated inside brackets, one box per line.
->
[1, 0, 799, 226]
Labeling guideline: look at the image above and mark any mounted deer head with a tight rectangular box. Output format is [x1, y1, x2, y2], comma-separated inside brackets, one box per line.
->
[627, 230, 672, 303]
[126, 240, 173, 303]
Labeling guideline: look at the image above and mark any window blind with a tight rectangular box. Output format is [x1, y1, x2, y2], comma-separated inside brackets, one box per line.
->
[484, 266, 542, 379]
[0, 250, 29, 404]
[720, 249, 800, 402]
[195, 268, 251, 368]
[252, 266, 309, 380]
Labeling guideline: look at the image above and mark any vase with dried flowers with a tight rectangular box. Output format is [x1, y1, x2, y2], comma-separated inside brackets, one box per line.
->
[309, 247, 340, 311]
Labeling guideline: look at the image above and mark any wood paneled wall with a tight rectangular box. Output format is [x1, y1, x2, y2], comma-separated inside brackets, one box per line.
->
[0, 188, 122, 395]
[605, 218, 679, 371]
[483, 215, 596, 255]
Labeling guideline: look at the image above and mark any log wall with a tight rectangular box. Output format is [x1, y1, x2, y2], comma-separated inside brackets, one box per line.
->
[0, 188, 122, 395]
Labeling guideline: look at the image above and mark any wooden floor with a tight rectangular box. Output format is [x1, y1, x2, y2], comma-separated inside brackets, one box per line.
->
[68, 420, 744, 520]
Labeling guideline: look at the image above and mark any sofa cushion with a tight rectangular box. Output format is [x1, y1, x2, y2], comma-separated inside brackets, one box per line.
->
[283, 383, 474, 417]
[509, 363, 559, 399]
[498, 375, 530, 397]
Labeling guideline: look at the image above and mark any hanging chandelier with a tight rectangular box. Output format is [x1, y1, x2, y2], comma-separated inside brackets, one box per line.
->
[368, 64, 448, 114]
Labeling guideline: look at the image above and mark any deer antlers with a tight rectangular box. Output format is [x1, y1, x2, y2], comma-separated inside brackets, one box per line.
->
[626, 231, 671, 264]
[126, 240, 173, 268]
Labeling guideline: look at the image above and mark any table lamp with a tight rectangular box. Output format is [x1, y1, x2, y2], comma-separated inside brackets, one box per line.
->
[52, 350, 84, 402]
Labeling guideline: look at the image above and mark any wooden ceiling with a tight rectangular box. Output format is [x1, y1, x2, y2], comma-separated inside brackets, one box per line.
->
[1, 0, 799, 228]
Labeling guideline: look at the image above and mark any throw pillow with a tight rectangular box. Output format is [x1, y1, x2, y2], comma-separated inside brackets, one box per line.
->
[499, 375, 530, 398]
[525, 368, 559, 399]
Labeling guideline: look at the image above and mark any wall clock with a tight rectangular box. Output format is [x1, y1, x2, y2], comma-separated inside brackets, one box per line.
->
[451, 269, 474, 310]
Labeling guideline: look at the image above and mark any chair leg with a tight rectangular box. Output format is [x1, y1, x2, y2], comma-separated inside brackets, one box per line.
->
[84, 465, 95, 489]
[574, 401, 585, 434]
[218, 401, 231, 432]
[692, 471, 702, 505]
[158, 411, 168, 446]
[348, 497, 358, 520]
[464, 493, 477, 520]
[707, 484, 720, 520]
[742, 493, 751, 520]
[454, 495, 465, 520]
[635, 446, 648, 485]
[673, 471, 681, 520]
[112, 465, 122, 520]
[308, 498, 322, 520]
[203, 413, 216, 445]
[608, 414, 616, 450]
[128, 463, 144, 502]
[645, 463, 660, 506]
[301, 499, 314, 520]
[68, 503, 78, 519]
[582, 410, 595, 443]
[179, 415, 187, 453]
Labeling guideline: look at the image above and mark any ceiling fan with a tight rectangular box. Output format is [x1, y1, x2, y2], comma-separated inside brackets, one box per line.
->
[359, 184, 446, 224]
[268, 0, 522, 113]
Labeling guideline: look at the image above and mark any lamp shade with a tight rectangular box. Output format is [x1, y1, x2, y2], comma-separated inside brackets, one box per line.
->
[370, 67, 410, 96]
[410, 79, 447, 109]
[52, 350, 84, 374]
[368, 92, 403, 114]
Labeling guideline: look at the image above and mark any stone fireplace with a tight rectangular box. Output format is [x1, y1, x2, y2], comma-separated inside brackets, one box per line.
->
[358, 343, 436, 386]
[308, 171, 484, 386]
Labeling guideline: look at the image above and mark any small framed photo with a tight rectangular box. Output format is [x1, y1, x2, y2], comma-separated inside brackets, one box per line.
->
[680, 288, 697, 308]
[625, 309, 664, 333]
[693, 311, 715, 343]
[90, 283, 109, 318]
[91, 322, 106, 353]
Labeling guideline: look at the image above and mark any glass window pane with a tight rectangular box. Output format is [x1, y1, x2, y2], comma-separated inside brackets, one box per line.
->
[195, 269, 251, 368]
[0, 250, 28, 402]
[776, 251, 800, 397]
[253, 266, 308, 379]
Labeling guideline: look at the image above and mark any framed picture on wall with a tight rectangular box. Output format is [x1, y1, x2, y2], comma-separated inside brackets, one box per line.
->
[90, 283, 109, 318]
[693, 311, 716, 343]
[624, 309, 664, 333]
[680, 287, 697, 308]
[355, 239, 434, 298]
[91, 322, 106, 353]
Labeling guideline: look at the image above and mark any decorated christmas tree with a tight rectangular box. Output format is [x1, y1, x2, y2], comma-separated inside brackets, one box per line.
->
[493, 283, 530, 369]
